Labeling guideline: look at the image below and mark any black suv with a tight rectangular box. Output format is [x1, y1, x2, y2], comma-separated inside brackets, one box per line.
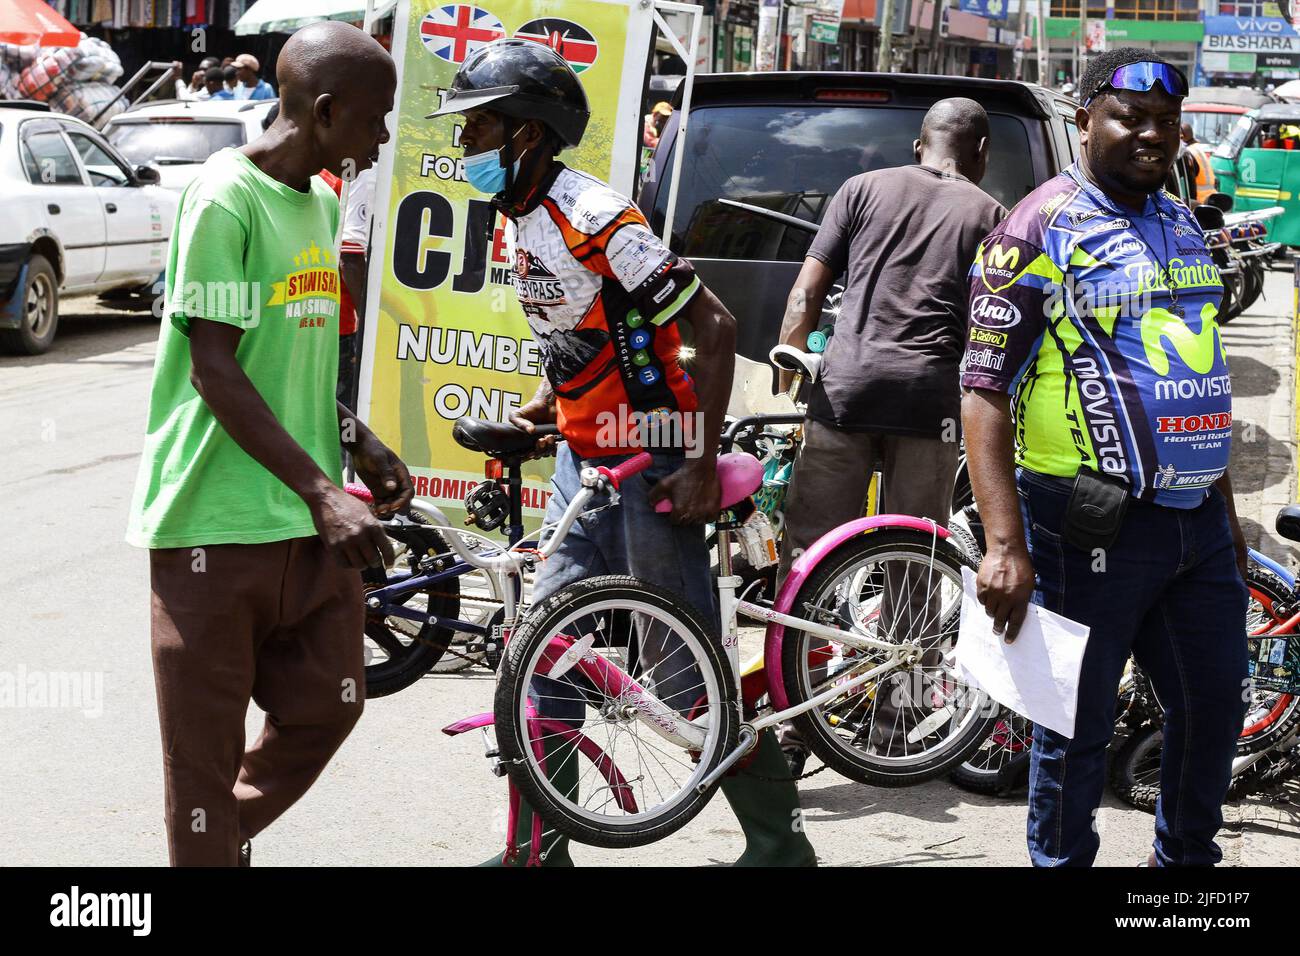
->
[637, 72, 1081, 362]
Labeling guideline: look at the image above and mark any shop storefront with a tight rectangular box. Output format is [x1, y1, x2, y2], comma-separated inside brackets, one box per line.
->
[1201, 15, 1300, 85]
[713, 0, 759, 71]
[1045, 17, 1202, 88]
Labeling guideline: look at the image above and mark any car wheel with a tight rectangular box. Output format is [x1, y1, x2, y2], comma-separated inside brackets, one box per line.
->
[0, 254, 59, 355]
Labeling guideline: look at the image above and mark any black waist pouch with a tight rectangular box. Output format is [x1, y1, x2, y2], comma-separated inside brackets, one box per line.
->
[1063, 466, 1130, 551]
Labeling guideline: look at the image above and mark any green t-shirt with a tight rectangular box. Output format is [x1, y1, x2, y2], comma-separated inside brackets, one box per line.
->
[127, 148, 342, 549]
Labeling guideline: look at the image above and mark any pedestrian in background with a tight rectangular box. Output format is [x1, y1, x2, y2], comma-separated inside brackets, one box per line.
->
[961, 49, 1247, 867]
[777, 98, 1005, 583]
[233, 53, 276, 100]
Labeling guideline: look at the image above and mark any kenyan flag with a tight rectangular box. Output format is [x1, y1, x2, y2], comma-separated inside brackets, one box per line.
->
[514, 18, 599, 73]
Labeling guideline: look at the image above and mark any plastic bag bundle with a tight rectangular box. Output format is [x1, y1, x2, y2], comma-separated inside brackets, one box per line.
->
[48, 81, 126, 124]
[0, 42, 39, 99]
[15, 33, 125, 108]
[67, 36, 123, 85]
[17, 45, 78, 101]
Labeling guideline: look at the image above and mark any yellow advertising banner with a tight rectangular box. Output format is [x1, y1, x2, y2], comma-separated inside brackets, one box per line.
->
[358, 0, 655, 519]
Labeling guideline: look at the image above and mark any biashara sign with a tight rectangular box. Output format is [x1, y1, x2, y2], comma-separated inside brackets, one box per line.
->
[1204, 33, 1300, 52]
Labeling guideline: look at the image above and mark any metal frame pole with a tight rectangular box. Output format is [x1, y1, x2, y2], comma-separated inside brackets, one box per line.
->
[653, 1, 703, 245]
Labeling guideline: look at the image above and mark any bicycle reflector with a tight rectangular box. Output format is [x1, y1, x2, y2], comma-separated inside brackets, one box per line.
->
[484, 459, 503, 480]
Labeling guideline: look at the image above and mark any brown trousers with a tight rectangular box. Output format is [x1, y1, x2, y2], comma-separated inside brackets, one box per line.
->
[150, 536, 364, 866]
[778, 417, 960, 581]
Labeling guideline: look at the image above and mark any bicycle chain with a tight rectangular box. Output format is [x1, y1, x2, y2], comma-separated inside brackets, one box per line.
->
[738, 762, 830, 784]
[366, 588, 504, 667]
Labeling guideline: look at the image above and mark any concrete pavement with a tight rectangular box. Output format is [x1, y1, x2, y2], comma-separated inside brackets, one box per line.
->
[1, 277, 1297, 867]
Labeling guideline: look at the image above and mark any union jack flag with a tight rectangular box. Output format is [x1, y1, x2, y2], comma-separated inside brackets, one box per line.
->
[420, 5, 505, 64]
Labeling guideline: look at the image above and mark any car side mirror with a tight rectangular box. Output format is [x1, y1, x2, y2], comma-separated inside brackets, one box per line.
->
[134, 164, 161, 186]
[1193, 204, 1225, 230]
[1206, 191, 1234, 213]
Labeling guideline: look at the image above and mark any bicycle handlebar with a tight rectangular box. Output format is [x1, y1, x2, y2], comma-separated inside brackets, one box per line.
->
[720, 414, 805, 453]
[598, 452, 654, 489]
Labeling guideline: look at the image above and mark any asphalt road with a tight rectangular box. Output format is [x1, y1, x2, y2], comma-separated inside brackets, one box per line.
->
[2, 278, 1298, 867]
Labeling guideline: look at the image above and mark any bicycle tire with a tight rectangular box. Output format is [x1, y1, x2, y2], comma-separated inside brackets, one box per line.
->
[362, 515, 459, 697]
[949, 710, 1033, 797]
[1239, 564, 1300, 755]
[779, 529, 998, 787]
[495, 575, 739, 849]
[1110, 723, 1162, 813]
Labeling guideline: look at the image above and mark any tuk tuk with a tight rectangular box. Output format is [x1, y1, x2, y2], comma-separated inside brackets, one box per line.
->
[1211, 102, 1300, 246]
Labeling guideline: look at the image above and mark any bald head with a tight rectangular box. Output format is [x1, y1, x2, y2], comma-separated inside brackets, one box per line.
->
[277, 21, 395, 119]
[914, 97, 991, 183]
[261, 21, 396, 180]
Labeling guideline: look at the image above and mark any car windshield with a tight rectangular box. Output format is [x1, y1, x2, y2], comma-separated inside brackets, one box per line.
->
[1184, 109, 1242, 147]
[650, 104, 1037, 260]
[106, 120, 245, 165]
[1216, 114, 1255, 159]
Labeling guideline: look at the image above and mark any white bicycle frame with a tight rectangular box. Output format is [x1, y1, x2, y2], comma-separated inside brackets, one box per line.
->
[408, 460, 712, 752]
[693, 520, 943, 792]
[419, 443, 962, 792]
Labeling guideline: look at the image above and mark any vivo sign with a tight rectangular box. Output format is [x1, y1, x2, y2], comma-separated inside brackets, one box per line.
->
[1203, 15, 1299, 36]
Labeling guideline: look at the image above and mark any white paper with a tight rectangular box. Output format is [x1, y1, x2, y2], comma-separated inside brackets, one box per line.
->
[954, 567, 1090, 739]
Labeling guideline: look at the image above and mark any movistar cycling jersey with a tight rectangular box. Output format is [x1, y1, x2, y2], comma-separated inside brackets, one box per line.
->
[505, 163, 701, 459]
[960, 162, 1231, 508]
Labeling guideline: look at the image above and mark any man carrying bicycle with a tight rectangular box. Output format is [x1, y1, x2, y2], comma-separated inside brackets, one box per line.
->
[430, 38, 815, 867]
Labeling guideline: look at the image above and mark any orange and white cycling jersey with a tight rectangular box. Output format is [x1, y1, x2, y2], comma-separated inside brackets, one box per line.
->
[505, 164, 702, 458]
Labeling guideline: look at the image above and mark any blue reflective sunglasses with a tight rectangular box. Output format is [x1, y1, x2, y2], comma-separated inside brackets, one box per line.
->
[1084, 63, 1188, 106]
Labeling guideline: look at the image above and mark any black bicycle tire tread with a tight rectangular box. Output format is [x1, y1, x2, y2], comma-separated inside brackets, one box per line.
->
[495, 575, 739, 849]
[363, 519, 461, 697]
[780, 529, 998, 787]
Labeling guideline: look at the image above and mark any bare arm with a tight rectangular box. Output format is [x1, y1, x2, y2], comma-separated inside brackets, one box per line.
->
[188, 318, 392, 569]
[962, 387, 1036, 641]
[777, 256, 837, 392]
[648, 286, 737, 525]
[506, 377, 559, 458]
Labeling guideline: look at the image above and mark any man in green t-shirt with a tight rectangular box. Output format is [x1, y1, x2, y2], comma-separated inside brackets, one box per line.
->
[126, 22, 410, 866]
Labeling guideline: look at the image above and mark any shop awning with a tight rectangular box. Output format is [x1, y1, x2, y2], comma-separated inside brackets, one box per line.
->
[234, 0, 398, 36]
[1, 0, 81, 47]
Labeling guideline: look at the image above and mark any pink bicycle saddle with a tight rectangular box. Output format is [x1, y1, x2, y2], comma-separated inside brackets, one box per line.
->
[655, 452, 764, 513]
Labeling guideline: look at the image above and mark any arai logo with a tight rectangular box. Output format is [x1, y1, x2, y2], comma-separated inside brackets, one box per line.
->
[971, 294, 1021, 329]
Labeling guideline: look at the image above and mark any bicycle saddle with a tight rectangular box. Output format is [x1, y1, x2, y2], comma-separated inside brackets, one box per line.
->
[769, 344, 824, 385]
[452, 417, 557, 458]
[653, 452, 764, 513]
[1277, 505, 1300, 543]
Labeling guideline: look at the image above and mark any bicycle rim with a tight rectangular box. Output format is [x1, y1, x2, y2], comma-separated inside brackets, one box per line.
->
[501, 583, 736, 845]
[787, 536, 995, 780]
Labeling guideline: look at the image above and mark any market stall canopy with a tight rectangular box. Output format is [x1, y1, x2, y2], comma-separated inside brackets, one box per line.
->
[1272, 79, 1300, 102]
[1, 0, 81, 48]
[234, 0, 398, 36]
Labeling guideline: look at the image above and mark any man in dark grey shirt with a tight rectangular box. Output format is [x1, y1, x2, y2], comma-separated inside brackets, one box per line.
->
[777, 98, 1005, 580]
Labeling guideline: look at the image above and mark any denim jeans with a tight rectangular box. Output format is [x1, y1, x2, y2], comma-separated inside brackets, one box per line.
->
[1018, 468, 1248, 867]
[530, 443, 716, 722]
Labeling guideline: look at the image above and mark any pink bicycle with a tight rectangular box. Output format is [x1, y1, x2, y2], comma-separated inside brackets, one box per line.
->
[442, 424, 997, 853]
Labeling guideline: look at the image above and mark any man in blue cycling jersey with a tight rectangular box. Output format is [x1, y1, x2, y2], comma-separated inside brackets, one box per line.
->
[962, 48, 1249, 867]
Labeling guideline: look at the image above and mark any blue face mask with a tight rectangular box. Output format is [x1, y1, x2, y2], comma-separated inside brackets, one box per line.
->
[463, 128, 527, 195]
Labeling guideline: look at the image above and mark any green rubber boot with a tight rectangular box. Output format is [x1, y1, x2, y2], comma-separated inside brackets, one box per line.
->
[720, 729, 818, 867]
[478, 735, 577, 867]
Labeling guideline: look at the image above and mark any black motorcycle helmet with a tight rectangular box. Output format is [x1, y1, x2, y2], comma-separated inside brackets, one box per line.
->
[426, 38, 591, 149]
